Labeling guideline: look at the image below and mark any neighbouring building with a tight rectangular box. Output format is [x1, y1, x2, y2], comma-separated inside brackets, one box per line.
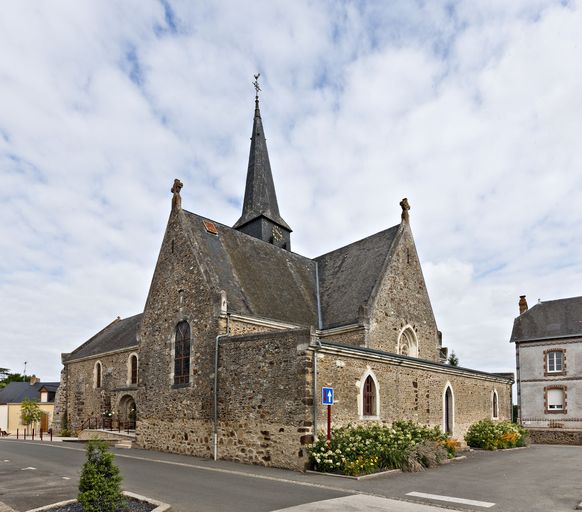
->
[53, 90, 513, 469]
[0, 377, 59, 435]
[511, 295, 582, 443]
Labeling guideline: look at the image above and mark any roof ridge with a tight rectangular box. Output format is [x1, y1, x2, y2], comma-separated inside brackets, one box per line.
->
[67, 313, 142, 359]
[314, 224, 400, 261]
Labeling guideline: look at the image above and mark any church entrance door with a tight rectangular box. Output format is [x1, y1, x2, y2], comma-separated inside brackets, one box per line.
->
[118, 395, 137, 431]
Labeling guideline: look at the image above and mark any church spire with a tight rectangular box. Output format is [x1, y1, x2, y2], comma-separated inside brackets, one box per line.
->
[234, 75, 292, 250]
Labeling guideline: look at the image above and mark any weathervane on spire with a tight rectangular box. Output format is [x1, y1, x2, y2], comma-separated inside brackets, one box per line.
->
[253, 73, 261, 99]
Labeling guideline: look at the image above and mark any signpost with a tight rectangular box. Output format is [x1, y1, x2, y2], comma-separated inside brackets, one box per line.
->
[321, 387, 334, 445]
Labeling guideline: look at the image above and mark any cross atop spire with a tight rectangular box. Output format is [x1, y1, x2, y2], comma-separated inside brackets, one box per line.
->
[233, 78, 292, 250]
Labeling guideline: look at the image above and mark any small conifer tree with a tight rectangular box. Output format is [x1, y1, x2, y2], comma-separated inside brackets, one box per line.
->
[78, 440, 125, 512]
[447, 351, 459, 367]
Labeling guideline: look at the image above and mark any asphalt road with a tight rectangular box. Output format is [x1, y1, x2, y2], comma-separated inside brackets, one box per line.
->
[1, 440, 581, 512]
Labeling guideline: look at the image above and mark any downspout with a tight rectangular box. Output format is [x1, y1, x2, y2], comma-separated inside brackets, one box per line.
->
[515, 342, 520, 423]
[313, 262, 323, 440]
[213, 314, 230, 461]
[312, 340, 322, 440]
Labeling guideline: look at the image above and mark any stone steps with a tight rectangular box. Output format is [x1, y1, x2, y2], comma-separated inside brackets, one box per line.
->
[115, 439, 133, 449]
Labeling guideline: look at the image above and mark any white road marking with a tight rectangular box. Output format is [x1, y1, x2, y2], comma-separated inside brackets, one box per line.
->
[21, 466, 36, 471]
[62, 476, 71, 480]
[3, 459, 9, 462]
[407, 492, 495, 508]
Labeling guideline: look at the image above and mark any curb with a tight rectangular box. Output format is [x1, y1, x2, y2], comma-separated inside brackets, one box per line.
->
[25, 491, 171, 512]
[306, 468, 401, 480]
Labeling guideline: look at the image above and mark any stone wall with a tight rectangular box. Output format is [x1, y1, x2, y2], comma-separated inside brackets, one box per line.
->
[313, 344, 512, 443]
[528, 428, 582, 445]
[366, 224, 440, 361]
[217, 329, 312, 469]
[136, 209, 229, 456]
[318, 326, 366, 346]
[54, 349, 138, 434]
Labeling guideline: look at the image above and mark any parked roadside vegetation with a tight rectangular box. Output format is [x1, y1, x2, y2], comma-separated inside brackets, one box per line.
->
[464, 419, 528, 450]
[308, 421, 459, 476]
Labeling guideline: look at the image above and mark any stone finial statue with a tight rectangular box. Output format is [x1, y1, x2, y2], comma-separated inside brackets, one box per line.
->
[171, 178, 183, 210]
[400, 197, 410, 223]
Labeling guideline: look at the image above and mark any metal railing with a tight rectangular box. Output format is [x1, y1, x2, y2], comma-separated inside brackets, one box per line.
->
[80, 416, 136, 434]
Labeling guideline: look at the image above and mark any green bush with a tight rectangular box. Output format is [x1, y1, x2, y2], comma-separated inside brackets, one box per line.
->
[308, 421, 450, 476]
[78, 440, 126, 512]
[464, 420, 528, 450]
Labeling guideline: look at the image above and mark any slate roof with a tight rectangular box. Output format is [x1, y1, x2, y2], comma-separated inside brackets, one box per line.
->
[184, 211, 317, 325]
[66, 313, 142, 362]
[510, 296, 582, 342]
[316, 226, 400, 328]
[233, 99, 290, 231]
[0, 381, 60, 404]
[184, 210, 402, 329]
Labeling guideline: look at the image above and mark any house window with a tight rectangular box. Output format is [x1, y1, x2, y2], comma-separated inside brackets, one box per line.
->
[492, 390, 499, 419]
[174, 321, 191, 385]
[95, 362, 102, 389]
[129, 354, 138, 385]
[545, 386, 567, 413]
[40, 390, 48, 403]
[363, 375, 377, 416]
[547, 351, 563, 373]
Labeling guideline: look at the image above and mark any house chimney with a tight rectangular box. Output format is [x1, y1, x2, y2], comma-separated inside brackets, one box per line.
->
[29, 374, 40, 385]
[519, 295, 528, 315]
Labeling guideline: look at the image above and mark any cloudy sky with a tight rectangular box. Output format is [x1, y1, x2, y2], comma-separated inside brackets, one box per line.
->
[1, 1, 581, 381]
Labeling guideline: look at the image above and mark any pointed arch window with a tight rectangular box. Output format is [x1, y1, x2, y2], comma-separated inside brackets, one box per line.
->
[94, 361, 102, 389]
[363, 375, 377, 417]
[398, 327, 418, 358]
[444, 385, 454, 435]
[492, 390, 499, 419]
[174, 321, 191, 385]
[129, 354, 138, 385]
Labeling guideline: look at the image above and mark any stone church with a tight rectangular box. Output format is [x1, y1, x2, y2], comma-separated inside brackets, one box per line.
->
[54, 92, 513, 469]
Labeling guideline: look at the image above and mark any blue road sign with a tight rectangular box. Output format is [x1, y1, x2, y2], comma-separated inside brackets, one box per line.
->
[322, 387, 334, 405]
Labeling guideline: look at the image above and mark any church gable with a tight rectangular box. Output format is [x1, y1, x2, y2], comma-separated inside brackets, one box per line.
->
[366, 222, 439, 360]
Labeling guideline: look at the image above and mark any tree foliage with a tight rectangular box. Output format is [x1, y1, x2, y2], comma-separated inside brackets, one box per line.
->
[20, 398, 42, 431]
[447, 351, 459, 366]
[0, 371, 30, 389]
[78, 440, 125, 512]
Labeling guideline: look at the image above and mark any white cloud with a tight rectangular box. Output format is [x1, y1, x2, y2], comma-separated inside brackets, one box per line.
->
[1, 0, 581, 381]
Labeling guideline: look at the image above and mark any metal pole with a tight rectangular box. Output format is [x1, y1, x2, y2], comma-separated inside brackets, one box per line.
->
[32, 428, 35, 440]
[327, 405, 331, 445]
[17, 429, 19, 439]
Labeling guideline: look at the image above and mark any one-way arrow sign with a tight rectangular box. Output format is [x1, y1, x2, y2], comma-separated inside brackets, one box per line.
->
[321, 387, 334, 405]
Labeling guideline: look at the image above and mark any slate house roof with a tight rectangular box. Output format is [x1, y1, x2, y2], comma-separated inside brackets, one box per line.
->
[510, 296, 582, 343]
[65, 313, 142, 362]
[0, 381, 60, 404]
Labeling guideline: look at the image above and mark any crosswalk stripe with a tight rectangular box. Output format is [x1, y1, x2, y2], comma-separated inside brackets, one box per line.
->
[406, 491, 495, 508]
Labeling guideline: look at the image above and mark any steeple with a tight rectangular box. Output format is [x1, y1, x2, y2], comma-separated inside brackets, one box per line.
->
[234, 75, 292, 250]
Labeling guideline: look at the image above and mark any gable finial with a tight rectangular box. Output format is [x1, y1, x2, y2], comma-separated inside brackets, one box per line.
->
[171, 178, 183, 210]
[400, 197, 410, 223]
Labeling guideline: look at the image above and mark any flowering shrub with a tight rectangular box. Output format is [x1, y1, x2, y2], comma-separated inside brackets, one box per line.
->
[308, 421, 451, 476]
[442, 438, 461, 458]
[464, 420, 528, 450]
